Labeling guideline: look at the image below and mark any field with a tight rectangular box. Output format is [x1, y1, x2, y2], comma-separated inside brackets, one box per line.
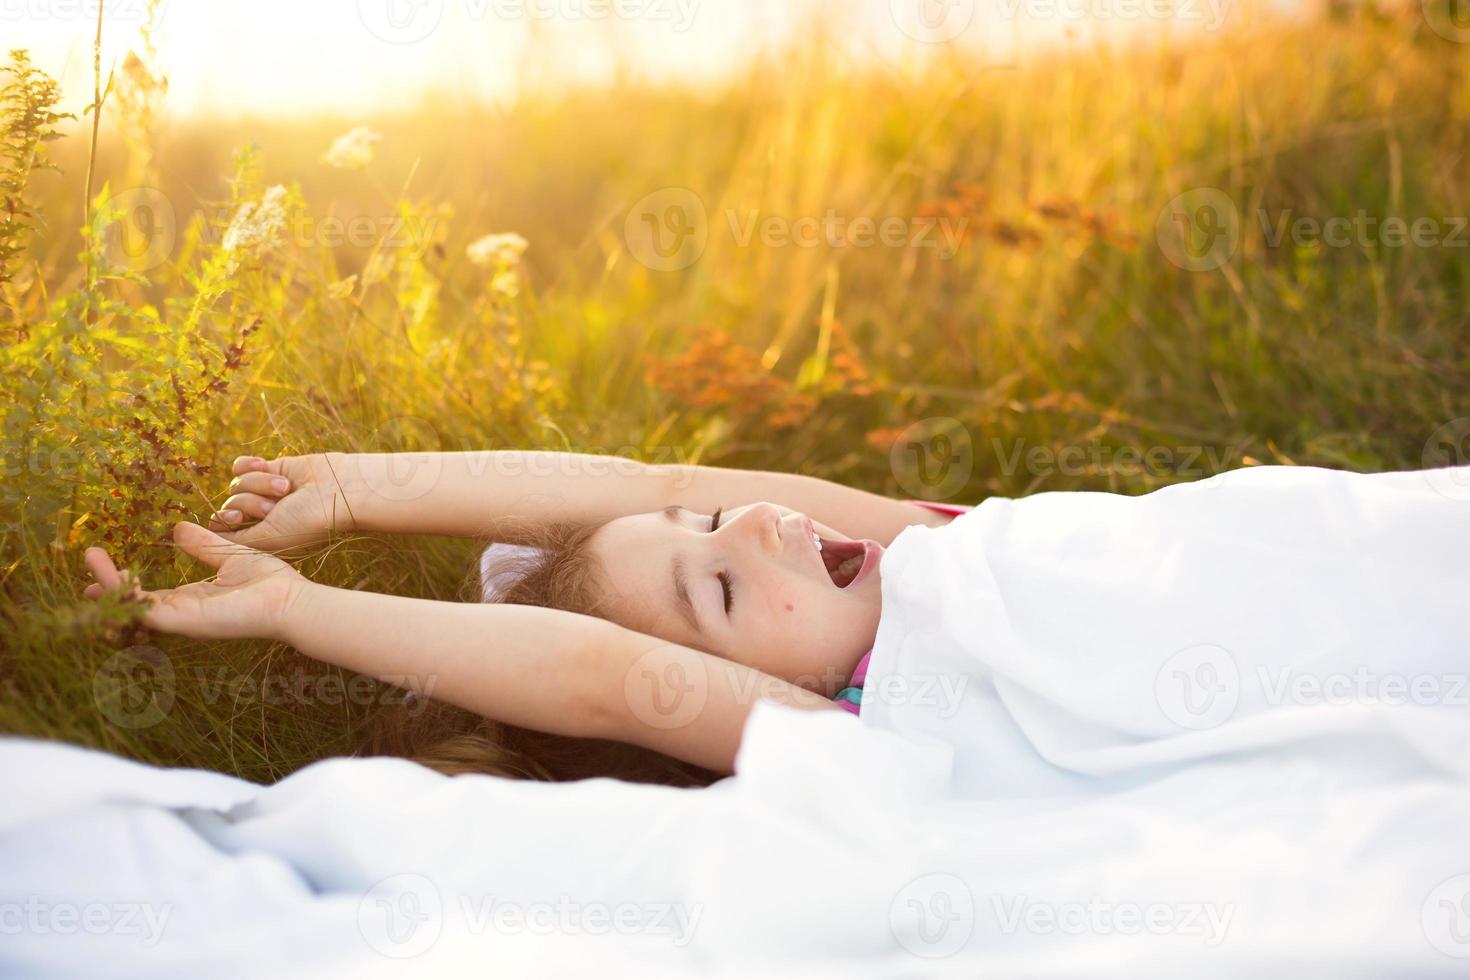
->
[2, 5, 1468, 781]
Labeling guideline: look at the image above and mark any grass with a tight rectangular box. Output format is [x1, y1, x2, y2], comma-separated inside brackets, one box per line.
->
[1, 6, 1467, 782]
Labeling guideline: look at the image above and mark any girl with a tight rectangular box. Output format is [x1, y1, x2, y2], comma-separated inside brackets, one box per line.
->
[81, 450, 961, 784]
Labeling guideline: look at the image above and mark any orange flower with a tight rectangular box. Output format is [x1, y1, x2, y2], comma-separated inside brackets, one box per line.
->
[645, 326, 821, 429]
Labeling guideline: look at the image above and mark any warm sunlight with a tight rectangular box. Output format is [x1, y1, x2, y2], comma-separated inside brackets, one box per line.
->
[12, 0, 1250, 117]
[5, 0, 1469, 976]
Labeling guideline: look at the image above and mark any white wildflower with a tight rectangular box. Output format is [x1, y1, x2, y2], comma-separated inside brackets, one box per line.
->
[222, 185, 288, 256]
[466, 232, 528, 269]
[323, 127, 382, 170]
[491, 268, 520, 299]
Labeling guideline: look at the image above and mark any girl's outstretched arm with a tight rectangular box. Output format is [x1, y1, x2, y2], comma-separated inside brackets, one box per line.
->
[286, 585, 837, 772]
[85, 523, 836, 774]
[212, 451, 953, 552]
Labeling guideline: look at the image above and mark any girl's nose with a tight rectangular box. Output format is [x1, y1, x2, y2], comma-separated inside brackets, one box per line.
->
[724, 502, 783, 554]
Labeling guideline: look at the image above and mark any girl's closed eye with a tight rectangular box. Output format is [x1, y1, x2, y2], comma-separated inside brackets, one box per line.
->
[717, 571, 733, 615]
[707, 509, 733, 614]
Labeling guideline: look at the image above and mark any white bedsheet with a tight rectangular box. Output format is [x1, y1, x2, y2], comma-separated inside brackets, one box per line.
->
[4, 465, 1469, 978]
[865, 464, 1470, 798]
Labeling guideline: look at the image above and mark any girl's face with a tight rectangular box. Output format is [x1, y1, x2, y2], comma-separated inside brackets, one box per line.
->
[586, 502, 884, 695]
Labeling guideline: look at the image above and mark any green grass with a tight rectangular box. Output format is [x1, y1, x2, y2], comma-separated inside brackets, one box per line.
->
[2, 8, 1467, 782]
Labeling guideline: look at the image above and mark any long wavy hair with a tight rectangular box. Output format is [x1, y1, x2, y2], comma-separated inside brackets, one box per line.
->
[363, 521, 721, 787]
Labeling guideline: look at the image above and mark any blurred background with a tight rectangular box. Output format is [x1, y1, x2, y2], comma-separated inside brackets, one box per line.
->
[2, 0, 1467, 777]
[18, 0, 1283, 116]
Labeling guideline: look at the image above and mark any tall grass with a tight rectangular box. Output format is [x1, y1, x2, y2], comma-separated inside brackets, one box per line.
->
[1, 7, 1467, 781]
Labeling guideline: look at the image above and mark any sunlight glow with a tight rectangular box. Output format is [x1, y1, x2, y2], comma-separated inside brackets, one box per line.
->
[7, 0, 1260, 118]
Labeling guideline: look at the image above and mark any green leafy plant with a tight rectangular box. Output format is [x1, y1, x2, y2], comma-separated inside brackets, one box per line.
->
[1, 49, 70, 325]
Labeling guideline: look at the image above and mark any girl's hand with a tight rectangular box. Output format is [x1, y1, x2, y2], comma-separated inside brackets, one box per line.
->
[209, 453, 358, 552]
[84, 522, 308, 642]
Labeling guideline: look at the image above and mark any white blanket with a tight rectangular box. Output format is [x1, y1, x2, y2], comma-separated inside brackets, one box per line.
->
[866, 463, 1470, 798]
[4, 465, 1469, 977]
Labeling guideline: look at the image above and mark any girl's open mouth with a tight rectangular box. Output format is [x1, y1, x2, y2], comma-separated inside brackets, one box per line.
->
[817, 536, 883, 589]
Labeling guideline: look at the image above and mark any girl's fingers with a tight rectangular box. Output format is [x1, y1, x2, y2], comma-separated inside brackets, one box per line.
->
[84, 546, 124, 591]
[215, 492, 275, 524]
[173, 521, 258, 570]
[82, 547, 146, 601]
[231, 455, 271, 476]
[228, 470, 291, 498]
[208, 509, 245, 531]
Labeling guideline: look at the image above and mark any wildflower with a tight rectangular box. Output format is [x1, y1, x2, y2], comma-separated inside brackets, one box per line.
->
[490, 268, 520, 300]
[865, 427, 907, 452]
[322, 127, 382, 170]
[466, 232, 528, 269]
[117, 51, 166, 102]
[222, 185, 288, 256]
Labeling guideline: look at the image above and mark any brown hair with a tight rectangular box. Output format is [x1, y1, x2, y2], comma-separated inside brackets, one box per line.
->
[364, 521, 721, 788]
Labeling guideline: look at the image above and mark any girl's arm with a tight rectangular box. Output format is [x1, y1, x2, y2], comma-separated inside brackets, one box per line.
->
[286, 584, 836, 772]
[665, 463, 958, 544]
[85, 523, 836, 774]
[215, 451, 955, 552]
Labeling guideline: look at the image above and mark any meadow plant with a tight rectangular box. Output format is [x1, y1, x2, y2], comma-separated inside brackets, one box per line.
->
[1, 50, 69, 322]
